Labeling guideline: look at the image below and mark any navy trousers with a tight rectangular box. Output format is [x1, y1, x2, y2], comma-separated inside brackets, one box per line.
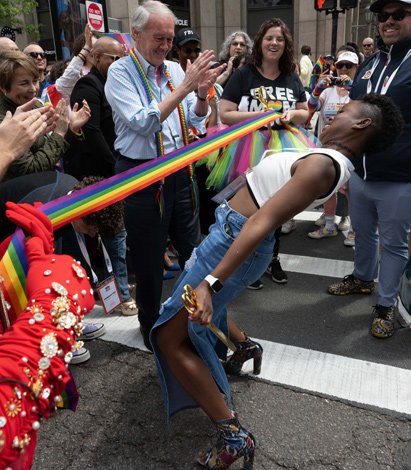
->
[115, 157, 201, 329]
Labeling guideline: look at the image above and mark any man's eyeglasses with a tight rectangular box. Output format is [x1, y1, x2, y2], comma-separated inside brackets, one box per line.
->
[377, 8, 411, 23]
[102, 53, 121, 61]
[335, 62, 354, 69]
[232, 41, 246, 47]
[28, 52, 46, 59]
[362, 43, 373, 47]
[182, 47, 201, 55]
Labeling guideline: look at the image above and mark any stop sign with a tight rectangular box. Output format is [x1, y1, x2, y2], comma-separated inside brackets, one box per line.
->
[86, 1, 105, 32]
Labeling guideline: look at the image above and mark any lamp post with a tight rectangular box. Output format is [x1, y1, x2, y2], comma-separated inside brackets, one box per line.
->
[320, 1, 358, 56]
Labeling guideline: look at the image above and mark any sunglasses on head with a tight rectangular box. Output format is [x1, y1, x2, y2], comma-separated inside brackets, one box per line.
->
[182, 47, 201, 54]
[28, 52, 45, 59]
[102, 53, 121, 61]
[335, 62, 354, 69]
[377, 8, 411, 23]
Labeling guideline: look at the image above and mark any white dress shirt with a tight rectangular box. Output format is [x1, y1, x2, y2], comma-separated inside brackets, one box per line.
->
[105, 48, 209, 160]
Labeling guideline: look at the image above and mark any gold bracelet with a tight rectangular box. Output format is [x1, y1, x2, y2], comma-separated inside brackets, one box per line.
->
[71, 128, 83, 137]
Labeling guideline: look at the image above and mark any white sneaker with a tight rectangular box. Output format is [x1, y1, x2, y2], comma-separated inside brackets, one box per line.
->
[343, 230, 355, 247]
[338, 216, 350, 231]
[281, 219, 297, 234]
[308, 225, 338, 239]
[314, 213, 325, 227]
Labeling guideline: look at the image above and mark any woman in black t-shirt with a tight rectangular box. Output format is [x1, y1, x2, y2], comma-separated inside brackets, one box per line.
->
[220, 17, 309, 339]
[221, 18, 308, 126]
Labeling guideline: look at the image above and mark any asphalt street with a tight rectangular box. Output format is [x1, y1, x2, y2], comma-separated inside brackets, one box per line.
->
[32, 214, 411, 470]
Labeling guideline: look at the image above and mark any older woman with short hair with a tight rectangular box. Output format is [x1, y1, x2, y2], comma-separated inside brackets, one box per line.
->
[0, 50, 90, 181]
[216, 31, 253, 87]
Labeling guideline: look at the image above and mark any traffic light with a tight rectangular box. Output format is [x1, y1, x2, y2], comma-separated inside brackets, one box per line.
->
[340, 0, 358, 8]
[314, 0, 337, 10]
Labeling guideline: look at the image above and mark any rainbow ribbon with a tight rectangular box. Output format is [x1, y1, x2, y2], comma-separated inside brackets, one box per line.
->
[0, 110, 283, 320]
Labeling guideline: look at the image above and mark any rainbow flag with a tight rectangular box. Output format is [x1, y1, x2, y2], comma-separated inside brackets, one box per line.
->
[103, 33, 132, 55]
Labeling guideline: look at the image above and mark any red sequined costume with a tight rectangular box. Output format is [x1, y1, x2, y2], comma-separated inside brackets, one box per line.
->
[0, 202, 94, 469]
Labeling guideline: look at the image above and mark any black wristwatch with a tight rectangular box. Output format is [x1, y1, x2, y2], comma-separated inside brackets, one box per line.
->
[204, 274, 224, 294]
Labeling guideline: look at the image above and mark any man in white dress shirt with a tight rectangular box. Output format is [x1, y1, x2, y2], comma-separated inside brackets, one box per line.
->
[105, 0, 224, 349]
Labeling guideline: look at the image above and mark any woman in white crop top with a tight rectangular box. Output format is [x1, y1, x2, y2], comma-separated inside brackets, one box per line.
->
[151, 95, 402, 468]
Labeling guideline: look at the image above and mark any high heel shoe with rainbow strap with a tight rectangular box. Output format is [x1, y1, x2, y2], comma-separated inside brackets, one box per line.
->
[223, 333, 263, 375]
[197, 415, 256, 469]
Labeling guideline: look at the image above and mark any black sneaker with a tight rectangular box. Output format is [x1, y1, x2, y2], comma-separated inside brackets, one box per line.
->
[270, 257, 287, 284]
[247, 279, 263, 290]
[370, 304, 395, 339]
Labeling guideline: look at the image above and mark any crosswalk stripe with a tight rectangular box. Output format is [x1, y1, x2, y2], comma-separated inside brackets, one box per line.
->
[87, 304, 411, 417]
[281, 253, 353, 279]
[86, 210, 407, 417]
[242, 339, 411, 417]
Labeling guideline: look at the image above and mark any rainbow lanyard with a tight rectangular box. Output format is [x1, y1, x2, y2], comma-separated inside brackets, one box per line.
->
[129, 48, 189, 153]
[129, 48, 198, 215]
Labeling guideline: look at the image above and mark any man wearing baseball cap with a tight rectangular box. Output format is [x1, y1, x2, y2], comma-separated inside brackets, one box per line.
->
[174, 27, 201, 72]
[328, 0, 411, 339]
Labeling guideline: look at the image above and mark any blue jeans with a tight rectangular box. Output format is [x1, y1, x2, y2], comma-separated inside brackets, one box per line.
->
[349, 172, 411, 306]
[151, 201, 275, 418]
[101, 229, 129, 302]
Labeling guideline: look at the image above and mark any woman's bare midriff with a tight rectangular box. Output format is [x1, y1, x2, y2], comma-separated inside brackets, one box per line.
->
[228, 185, 259, 218]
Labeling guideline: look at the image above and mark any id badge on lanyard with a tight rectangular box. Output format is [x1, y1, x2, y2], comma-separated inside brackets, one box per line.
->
[365, 49, 411, 95]
[75, 231, 121, 314]
[96, 276, 121, 315]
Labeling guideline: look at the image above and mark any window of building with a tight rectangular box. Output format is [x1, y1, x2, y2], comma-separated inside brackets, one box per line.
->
[247, 0, 293, 38]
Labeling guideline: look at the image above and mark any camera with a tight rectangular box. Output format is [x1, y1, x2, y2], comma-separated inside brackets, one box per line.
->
[330, 76, 344, 87]
[232, 54, 243, 69]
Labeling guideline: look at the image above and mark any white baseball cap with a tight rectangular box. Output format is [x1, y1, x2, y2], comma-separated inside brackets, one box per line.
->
[335, 51, 359, 65]
[370, 0, 411, 13]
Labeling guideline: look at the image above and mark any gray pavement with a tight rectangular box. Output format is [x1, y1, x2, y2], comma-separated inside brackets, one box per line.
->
[33, 339, 411, 470]
[32, 215, 411, 469]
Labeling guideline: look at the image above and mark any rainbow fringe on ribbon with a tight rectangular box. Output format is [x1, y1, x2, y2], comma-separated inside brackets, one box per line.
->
[0, 109, 287, 319]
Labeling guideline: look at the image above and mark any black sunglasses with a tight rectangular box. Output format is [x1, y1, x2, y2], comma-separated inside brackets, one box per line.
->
[363, 43, 373, 47]
[335, 62, 354, 69]
[182, 47, 201, 54]
[28, 52, 46, 59]
[377, 8, 411, 23]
